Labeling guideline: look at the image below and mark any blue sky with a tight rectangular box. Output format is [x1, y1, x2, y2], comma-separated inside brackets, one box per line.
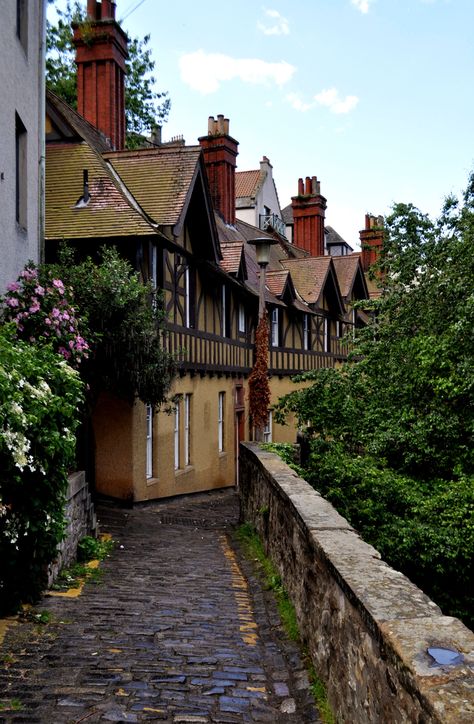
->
[51, 0, 474, 247]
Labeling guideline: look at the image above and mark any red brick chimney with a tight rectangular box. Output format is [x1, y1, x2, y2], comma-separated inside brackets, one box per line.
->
[291, 176, 327, 256]
[199, 116, 239, 225]
[360, 214, 384, 272]
[73, 0, 128, 150]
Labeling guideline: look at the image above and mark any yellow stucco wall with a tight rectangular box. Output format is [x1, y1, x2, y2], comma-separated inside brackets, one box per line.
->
[133, 375, 247, 502]
[93, 374, 314, 502]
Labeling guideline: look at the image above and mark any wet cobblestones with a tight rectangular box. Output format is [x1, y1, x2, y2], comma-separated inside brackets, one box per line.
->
[0, 490, 319, 723]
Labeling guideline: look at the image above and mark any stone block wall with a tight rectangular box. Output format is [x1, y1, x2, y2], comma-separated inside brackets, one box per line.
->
[239, 443, 474, 723]
[48, 471, 98, 586]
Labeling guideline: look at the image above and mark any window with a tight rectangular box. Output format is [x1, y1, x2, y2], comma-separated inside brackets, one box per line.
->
[184, 266, 190, 328]
[146, 405, 153, 479]
[323, 317, 330, 353]
[16, 0, 28, 52]
[174, 402, 180, 470]
[218, 392, 225, 452]
[271, 308, 279, 347]
[150, 244, 157, 288]
[336, 320, 343, 338]
[238, 303, 245, 333]
[303, 314, 310, 350]
[263, 411, 272, 443]
[184, 394, 191, 466]
[15, 112, 27, 230]
[221, 285, 230, 337]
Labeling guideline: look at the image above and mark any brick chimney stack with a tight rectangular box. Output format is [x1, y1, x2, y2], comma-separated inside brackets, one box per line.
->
[291, 176, 327, 256]
[199, 116, 239, 225]
[73, 0, 128, 150]
[360, 214, 384, 272]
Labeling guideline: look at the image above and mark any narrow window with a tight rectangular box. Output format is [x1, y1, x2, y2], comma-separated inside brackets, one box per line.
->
[174, 402, 180, 470]
[184, 393, 191, 466]
[271, 308, 279, 347]
[15, 112, 27, 230]
[184, 266, 190, 328]
[352, 308, 357, 339]
[218, 392, 225, 452]
[16, 0, 28, 52]
[238, 302, 245, 333]
[323, 317, 330, 353]
[263, 411, 272, 443]
[146, 404, 153, 479]
[303, 314, 310, 350]
[150, 244, 157, 288]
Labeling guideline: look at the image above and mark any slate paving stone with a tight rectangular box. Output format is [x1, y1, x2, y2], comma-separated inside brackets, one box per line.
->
[0, 489, 320, 723]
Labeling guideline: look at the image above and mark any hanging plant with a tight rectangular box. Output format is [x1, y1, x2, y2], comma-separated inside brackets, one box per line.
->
[248, 312, 271, 432]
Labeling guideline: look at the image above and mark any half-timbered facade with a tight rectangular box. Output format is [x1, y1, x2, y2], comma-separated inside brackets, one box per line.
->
[44, 1, 371, 502]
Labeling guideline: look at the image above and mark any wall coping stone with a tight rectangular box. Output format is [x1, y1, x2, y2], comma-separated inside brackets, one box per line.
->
[239, 442, 474, 723]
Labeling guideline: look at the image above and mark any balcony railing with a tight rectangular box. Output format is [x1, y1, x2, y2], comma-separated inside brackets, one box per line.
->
[259, 213, 286, 238]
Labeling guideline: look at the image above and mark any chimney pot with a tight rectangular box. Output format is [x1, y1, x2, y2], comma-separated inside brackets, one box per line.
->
[208, 116, 215, 134]
[305, 176, 312, 195]
[217, 114, 225, 134]
[223, 118, 229, 134]
[87, 0, 96, 18]
[102, 0, 113, 18]
[292, 173, 327, 256]
[298, 178, 304, 195]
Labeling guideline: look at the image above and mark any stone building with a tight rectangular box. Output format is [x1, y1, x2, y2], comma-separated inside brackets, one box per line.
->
[0, 0, 46, 292]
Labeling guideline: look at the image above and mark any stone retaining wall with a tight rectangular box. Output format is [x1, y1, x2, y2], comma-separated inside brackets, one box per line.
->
[47, 471, 97, 586]
[239, 443, 474, 723]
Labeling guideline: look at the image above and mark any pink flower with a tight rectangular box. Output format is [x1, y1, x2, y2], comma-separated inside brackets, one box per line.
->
[29, 299, 40, 313]
[52, 279, 65, 294]
[20, 268, 38, 281]
[58, 347, 71, 360]
[6, 282, 20, 292]
[6, 297, 19, 308]
[35, 285, 45, 296]
[51, 307, 60, 318]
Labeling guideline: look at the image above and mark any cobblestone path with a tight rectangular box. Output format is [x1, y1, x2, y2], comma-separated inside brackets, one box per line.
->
[0, 490, 319, 723]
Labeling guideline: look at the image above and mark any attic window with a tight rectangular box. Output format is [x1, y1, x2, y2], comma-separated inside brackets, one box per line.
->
[75, 169, 91, 208]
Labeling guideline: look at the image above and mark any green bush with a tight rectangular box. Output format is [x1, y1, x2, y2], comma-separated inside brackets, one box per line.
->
[302, 439, 474, 629]
[0, 325, 83, 614]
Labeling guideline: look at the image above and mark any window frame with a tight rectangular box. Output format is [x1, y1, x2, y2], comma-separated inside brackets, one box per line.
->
[184, 393, 191, 466]
[174, 402, 180, 470]
[218, 391, 225, 453]
[271, 307, 279, 347]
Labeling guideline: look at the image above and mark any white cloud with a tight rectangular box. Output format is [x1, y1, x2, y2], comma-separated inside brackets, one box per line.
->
[314, 88, 359, 114]
[286, 92, 316, 113]
[351, 0, 374, 13]
[179, 50, 295, 94]
[257, 8, 290, 36]
[287, 88, 359, 115]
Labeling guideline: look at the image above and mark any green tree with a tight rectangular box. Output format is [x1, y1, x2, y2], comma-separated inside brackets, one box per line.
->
[274, 172, 474, 626]
[49, 245, 176, 410]
[46, 0, 170, 146]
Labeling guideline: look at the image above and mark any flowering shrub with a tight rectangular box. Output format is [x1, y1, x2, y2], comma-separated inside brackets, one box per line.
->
[0, 324, 83, 613]
[2, 263, 89, 367]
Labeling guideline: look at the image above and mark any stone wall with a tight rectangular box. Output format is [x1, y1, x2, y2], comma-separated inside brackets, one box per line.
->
[239, 443, 474, 723]
[47, 471, 97, 586]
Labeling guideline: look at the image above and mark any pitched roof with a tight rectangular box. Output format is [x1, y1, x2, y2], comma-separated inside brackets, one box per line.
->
[265, 270, 290, 297]
[104, 145, 202, 228]
[280, 257, 333, 305]
[332, 255, 363, 299]
[220, 242, 245, 275]
[46, 89, 112, 153]
[281, 203, 293, 225]
[235, 170, 260, 199]
[45, 143, 156, 240]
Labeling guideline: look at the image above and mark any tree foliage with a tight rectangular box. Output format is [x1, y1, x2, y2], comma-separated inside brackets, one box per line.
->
[275, 172, 474, 627]
[0, 325, 83, 613]
[49, 245, 176, 410]
[46, 0, 170, 146]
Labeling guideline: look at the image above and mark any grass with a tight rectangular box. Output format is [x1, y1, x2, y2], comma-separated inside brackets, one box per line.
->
[235, 522, 335, 724]
[0, 699, 22, 712]
[51, 535, 115, 591]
